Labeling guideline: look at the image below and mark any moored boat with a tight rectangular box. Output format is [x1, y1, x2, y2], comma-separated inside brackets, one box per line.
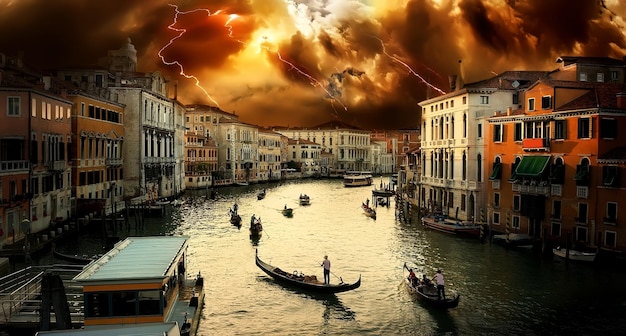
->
[255, 250, 361, 294]
[343, 171, 373, 187]
[64, 236, 204, 336]
[492, 233, 535, 248]
[553, 247, 597, 262]
[421, 214, 481, 237]
[403, 264, 459, 309]
[53, 249, 99, 265]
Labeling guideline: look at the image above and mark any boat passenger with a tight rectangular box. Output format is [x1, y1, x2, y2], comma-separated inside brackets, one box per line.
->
[408, 269, 418, 287]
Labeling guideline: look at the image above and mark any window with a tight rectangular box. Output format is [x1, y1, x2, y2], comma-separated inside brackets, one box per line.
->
[577, 203, 588, 224]
[95, 74, 103, 87]
[512, 93, 519, 105]
[552, 200, 561, 219]
[575, 226, 588, 243]
[480, 96, 489, 104]
[541, 96, 552, 109]
[448, 192, 454, 209]
[551, 222, 561, 237]
[493, 212, 500, 225]
[580, 73, 587, 81]
[513, 195, 521, 212]
[605, 231, 617, 248]
[512, 216, 520, 229]
[611, 71, 619, 81]
[7, 97, 20, 116]
[528, 98, 535, 111]
[554, 120, 566, 139]
[462, 96, 467, 105]
[603, 166, 619, 187]
[461, 194, 466, 211]
[606, 202, 617, 222]
[477, 124, 482, 138]
[493, 124, 503, 142]
[600, 118, 617, 139]
[597, 73, 604, 82]
[514, 123, 522, 141]
[577, 118, 591, 138]
[493, 193, 500, 208]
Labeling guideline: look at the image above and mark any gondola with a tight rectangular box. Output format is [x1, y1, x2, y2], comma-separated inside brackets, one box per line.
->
[250, 218, 263, 238]
[403, 263, 459, 309]
[53, 249, 97, 265]
[282, 207, 294, 217]
[257, 189, 266, 200]
[255, 250, 361, 294]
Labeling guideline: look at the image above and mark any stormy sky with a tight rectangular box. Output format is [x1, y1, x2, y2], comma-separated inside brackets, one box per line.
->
[1, 0, 625, 129]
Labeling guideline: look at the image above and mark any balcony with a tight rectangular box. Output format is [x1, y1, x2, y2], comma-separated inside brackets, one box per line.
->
[522, 138, 550, 151]
[576, 186, 589, 199]
[48, 160, 66, 171]
[105, 158, 122, 166]
[519, 183, 550, 196]
[0, 160, 29, 173]
[492, 180, 500, 190]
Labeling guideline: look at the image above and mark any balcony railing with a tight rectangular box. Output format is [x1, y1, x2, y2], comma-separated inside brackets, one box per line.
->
[522, 138, 550, 151]
[604, 217, 617, 226]
[576, 186, 589, 199]
[48, 160, 66, 171]
[0, 160, 29, 172]
[105, 158, 122, 166]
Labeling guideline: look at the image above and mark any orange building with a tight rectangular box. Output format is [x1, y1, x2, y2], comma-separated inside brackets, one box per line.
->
[1, 55, 72, 246]
[184, 131, 218, 189]
[486, 78, 626, 254]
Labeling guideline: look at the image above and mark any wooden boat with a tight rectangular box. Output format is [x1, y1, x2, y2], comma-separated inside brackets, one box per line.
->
[403, 264, 459, 309]
[282, 207, 294, 217]
[299, 194, 311, 205]
[171, 199, 185, 207]
[53, 249, 97, 265]
[343, 171, 373, 187]
[257, 190, 266, 200]
[553, 247, 597, 262]
[70, 237, 204, 335]
[255, 250, 361, 294]
[421, 214, 481, 237]
[372, 188, 395, 197]
[492, 233, 535, 248]
[250, 217, 263, 237]
[362, 203, 376, 220]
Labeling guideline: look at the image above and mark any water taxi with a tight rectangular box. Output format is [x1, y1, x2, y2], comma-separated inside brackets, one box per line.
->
[343, 171, 373, 187]
[38, 236, 204, 335]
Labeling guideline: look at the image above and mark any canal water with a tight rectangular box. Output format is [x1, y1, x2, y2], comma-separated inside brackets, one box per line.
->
[30, 179, 626, 335]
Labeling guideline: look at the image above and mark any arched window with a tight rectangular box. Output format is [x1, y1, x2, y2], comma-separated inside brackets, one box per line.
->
[462, 151, 467, 180]
[477, 154, 482, 182]
[463, 114, 467, 138]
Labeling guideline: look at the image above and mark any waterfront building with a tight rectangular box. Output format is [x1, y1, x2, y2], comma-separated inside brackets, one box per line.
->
[370, 130, 402, 173]
[213, 117, 259, 184]
[257, 128, 284, 181]
[486, 76, 626, 253]
[173, 100, 187, 195]
[0, 54, 72, 246]
[184, 130, 218, 189]
[274, 121, 372, 172]
[418, 71, 548, 222]
[286, 138, 322, 177]
[104, 40, 178, 201]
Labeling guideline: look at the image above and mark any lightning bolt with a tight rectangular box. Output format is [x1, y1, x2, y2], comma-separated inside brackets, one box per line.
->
[159, 4, 221, 107]
[372, 36, 446, 96]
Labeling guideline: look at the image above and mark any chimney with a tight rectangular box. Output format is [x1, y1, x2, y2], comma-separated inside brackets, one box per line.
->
[507, 107, 512, 116]
[457, 60, 464, 90]
[42, 76, 51, 90]
[618, 92, 626, 109]
[448, 75, 458, 92]
[173, 80, 178, 100]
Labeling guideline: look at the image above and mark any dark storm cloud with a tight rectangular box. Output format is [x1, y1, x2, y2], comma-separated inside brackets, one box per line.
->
[0, 0, 624, 129]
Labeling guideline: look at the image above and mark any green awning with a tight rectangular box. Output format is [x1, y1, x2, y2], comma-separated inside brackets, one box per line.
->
[603, 166, 617, 186]
[508, 172, 518, 182]
[574, 165, 589, 181]
[514, 156, 551, 178]
[489, 163, 502, 180]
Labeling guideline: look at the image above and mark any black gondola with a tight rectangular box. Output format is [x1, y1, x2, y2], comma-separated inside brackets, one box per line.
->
[53, 249, 97, 265]
[255, 250, 361, 294]
[257, 189, 266, 200]
[403, 263, 459, 309]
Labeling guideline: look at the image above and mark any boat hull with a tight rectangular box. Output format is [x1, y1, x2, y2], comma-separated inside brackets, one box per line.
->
[404, 278, 460, 309]
[422, 216, 481, 237]
[255, 250, 361, 294]
[553, 248, 596, 262]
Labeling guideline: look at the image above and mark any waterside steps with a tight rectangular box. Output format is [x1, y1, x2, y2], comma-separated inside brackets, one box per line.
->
[0, 264, 85, 333]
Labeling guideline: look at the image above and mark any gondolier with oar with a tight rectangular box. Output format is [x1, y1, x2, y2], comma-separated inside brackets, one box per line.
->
[321, 255, 331, 284]
[432, 269, 446, 300]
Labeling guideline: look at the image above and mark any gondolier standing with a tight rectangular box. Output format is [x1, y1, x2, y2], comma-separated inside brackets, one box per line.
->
[433, 269, 446, 300]
[321, 255, 331, 284]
